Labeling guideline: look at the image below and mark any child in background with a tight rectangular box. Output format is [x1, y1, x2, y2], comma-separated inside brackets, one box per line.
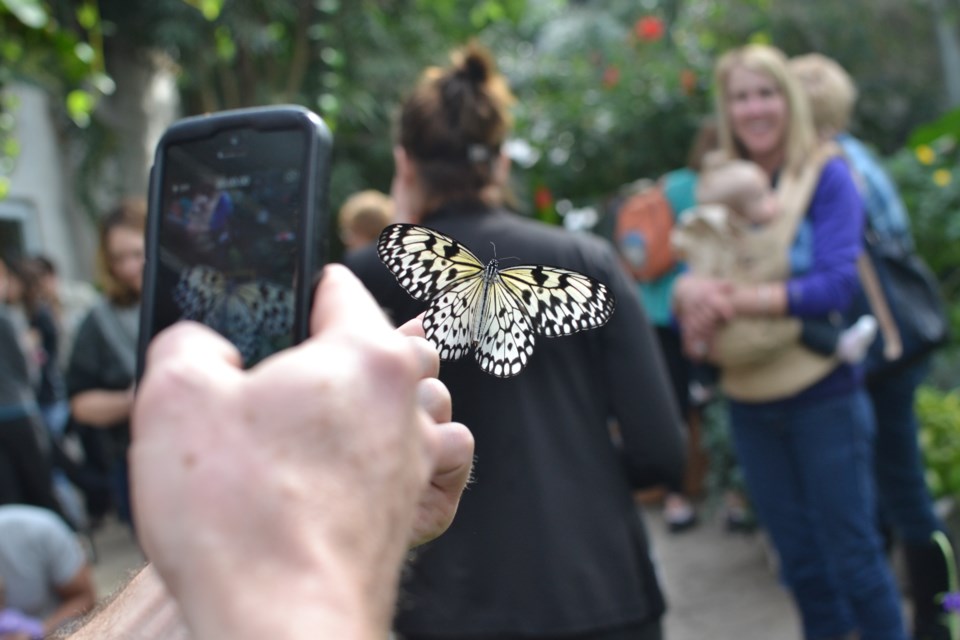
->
[338, 189, 394, 251]
[673, 155, 878, 364]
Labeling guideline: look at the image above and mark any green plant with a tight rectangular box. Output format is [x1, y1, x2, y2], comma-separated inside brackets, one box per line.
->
[886, 112, 960, 300]
[916, 385, 960, 502]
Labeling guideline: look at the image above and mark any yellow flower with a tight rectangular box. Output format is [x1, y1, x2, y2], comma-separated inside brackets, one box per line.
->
[933, 168, 952, 187]
[916, 144, 936, 165]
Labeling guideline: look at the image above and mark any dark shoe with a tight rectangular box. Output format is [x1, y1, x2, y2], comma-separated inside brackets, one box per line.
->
[725, 509, 757, 534]
[904, 537, 954, 640]
[664, 497, 698, 534]
[667, 511, 698, 533]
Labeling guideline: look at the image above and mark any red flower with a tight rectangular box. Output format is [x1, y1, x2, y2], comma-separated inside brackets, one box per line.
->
[534, 185, 553, 211]
[634, 16, 665, 42]
[602, 65, 621, 89]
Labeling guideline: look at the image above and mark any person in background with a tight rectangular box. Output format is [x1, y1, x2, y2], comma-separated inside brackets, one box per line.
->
[65, 199, 146, 528]
[0, 255, 62, 515]
[673, 44, 906, 639]
[3, 259, 70, 440]
[338, 189, 394, 251]
[635, 121, 717, 534]
[0, 505, 95, 638]
[29, 256, 98, 373]
[790, 52, 954, 640]
[348, 41, 686, 640]
[675, 154, 879, 365]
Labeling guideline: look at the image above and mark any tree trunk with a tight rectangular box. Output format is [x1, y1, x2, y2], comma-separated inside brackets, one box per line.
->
[931, 0, 960, 108]
[97, 46, 180, 198]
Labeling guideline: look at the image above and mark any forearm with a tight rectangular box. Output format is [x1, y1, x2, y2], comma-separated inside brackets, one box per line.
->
[70, 389, 133, 427]
[730, 282, 789, 318]
[43, 596, 96, 636]
[58, 565, 188, 640]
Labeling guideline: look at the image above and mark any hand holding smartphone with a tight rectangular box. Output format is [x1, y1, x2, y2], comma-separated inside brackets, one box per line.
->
[137, 106, 332, 379]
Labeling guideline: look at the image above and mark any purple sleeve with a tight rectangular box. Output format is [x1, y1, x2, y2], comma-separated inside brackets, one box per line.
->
[786, 158, 864, 317]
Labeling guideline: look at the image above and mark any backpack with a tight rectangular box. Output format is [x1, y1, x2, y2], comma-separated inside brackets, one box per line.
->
[613, 180, 677, 282]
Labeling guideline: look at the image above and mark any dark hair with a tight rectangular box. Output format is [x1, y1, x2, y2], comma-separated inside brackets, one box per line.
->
[30, 254, 57, 277]
[397, 41, 515, 202]
[96, 198, 147, 306]
[4, 256, 42, 316]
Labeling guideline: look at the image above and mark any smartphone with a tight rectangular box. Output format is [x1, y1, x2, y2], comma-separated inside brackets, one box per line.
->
[137, 105, 332, 379]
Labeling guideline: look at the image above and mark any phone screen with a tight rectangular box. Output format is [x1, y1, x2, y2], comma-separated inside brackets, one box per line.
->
[152, 127, 307, 367]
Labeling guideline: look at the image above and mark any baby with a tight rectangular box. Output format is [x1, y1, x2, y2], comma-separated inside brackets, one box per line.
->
[673, 155, 877, 364]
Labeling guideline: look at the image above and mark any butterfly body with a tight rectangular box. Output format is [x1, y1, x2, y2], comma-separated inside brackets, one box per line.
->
[378, 224, 615, 377]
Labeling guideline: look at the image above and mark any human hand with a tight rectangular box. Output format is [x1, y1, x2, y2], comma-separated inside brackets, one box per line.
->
[130, 264, 473, 640]
[673, 275, 735, 361]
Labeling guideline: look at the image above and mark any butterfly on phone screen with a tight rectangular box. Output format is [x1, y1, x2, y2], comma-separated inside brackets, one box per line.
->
[377, 223, 616, 377]
[173, 264, 293, 364]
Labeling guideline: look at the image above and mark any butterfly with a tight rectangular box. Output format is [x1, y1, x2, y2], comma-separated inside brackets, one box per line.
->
[173, 264, 294, 365]
[377, 223, 616, 377]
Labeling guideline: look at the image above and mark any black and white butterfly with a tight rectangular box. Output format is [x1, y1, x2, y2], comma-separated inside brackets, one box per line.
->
[173, 264, 293, 365]
[377, 224, 616, 377]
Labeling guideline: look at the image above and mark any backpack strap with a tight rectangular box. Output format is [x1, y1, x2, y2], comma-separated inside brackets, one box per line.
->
[856, 253, 902, 360]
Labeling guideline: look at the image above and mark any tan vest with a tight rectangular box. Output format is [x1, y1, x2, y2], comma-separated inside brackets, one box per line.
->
[712, 143, 841, 402]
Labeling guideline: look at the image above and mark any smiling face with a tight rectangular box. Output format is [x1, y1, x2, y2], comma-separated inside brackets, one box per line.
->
[724, 65, 789, 173]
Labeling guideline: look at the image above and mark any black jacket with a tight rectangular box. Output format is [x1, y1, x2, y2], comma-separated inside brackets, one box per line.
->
[347, 202, 686, 637]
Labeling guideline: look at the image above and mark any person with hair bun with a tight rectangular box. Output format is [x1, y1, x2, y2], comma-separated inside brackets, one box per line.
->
[348, 41, 685, 640]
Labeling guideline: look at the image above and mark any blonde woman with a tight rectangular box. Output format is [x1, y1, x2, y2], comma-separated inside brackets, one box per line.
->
[672, 45, 906, 640]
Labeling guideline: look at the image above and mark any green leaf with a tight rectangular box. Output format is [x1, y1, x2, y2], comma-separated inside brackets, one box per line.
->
[183, 0, 223, 21]
[74, 42, 95, 64]
[2, 137, 18, 158]
[66, 89, 96, 127]
[0, 40, 24, 64]
[908, 108, 960, 148]
[0, 176, 9, 200]
[1, 0, 48, 29]
[75, 2, 98, 30]
[215, 26, 236, 62]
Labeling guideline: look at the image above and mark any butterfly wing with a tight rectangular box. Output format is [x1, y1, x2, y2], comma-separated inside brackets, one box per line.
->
[422, 273, 484, 362]
[473, 279, 536, 377]
[377, 224, 485, 302]
[498, 265, 616, 337]
[173, 265, 225, 320]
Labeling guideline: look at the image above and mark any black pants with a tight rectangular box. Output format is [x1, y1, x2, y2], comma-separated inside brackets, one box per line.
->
[0, 414, 63, 516]
[397, 618, 663, 640]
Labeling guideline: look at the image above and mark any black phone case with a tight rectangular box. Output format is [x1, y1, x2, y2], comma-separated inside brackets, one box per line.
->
[137, 105, 333, 381]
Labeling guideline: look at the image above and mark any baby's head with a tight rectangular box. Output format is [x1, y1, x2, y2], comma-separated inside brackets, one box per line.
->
[696, 155, 780, 225]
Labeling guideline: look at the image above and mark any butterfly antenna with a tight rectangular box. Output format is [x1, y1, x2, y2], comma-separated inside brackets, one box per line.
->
[489, 242, 519, 264]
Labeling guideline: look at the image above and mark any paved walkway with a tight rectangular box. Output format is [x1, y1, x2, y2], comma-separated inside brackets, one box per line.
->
[89, 506, 804, 639]
[646, 506, 802, 640]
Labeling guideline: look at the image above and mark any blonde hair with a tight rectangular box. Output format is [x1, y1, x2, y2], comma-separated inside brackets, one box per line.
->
[788, 53, 858, 139]
[338, 190, 394, 248]
[714, 44, 817, 178]
[397, 40, 516, 201]
[96, 198, 146, 306]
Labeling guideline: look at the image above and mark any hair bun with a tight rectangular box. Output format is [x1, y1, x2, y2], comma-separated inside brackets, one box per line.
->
[455, 42, 494, 85]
